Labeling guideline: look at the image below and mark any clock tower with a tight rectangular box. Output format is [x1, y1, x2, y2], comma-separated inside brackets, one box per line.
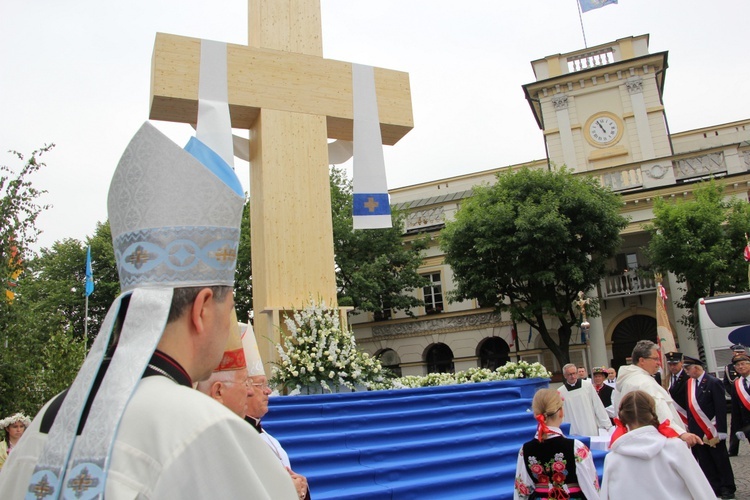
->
[523, 35, 675, 189]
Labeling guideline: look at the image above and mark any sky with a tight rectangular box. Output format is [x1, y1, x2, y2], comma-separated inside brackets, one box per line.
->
[2, 0, 749, 251]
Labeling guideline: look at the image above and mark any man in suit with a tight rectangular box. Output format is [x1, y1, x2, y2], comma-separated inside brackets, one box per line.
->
[683, 355, 736, 499]
[724, 344, 748, 456]
[730, 353, 750, 448]
[666, 351, 689, 427]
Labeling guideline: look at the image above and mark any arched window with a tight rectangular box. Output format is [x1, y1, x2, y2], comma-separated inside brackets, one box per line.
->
[425, 343, 454, 374]
[376, 348, 402, 377]
[478, 337, 510, 370]
[611, 315, 657, 371]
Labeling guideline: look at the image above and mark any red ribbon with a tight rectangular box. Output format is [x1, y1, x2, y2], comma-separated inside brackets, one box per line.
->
[657, 419, 680, 438]
[535, 414, 551, 442]
[610, 418, 679, 447]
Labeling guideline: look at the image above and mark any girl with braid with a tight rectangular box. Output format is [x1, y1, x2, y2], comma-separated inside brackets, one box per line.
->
[600, 390, 715, 499]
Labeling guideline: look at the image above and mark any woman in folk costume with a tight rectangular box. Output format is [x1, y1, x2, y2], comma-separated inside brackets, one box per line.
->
[0, 413, 31, 470]
[600, 390, 715, 499]
[514, 388, 600, 499]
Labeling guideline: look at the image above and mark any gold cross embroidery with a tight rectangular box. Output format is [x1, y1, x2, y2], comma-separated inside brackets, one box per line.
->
[28, 475, 55, 499]
[363, 197, 379, 213]
[125, 245, 154, 269]
[67, 467, 100, 498]
[212, 246, 237, 263]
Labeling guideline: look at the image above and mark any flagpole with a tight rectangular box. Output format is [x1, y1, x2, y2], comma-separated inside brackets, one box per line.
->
[576, 0, 588, 48]
[84, 294, 89, 339]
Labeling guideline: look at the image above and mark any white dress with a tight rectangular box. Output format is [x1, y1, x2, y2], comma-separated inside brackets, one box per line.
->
[600, 425, 716, 499]
[514, 427, 600, 499]
[558, 379, 612, 436]
[612, 364, 686, 435]
[0, 377, 298, 499]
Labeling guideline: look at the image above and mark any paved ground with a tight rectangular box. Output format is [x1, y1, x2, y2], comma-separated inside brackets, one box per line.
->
[730, 433, 750, 499]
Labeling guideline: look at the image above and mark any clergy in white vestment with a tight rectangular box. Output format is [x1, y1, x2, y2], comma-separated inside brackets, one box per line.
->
[558, 363, 613, 436]
[0, 123, 298, 499]
[612, 340, 702, 447]
[242, 322, 311, 500]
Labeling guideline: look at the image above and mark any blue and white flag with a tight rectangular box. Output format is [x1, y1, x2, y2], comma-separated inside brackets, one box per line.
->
[85, 246, 94, 297]
[579, 0, 617, 13]
[352, 63, 392, 230]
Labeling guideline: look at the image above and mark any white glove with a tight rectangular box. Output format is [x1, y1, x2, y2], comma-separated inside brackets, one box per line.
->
[737, 431, 747, 441]
[718, 433, 728, 441]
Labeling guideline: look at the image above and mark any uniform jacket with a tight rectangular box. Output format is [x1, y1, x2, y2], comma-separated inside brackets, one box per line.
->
[668, 369, 689, 411]
[686, 372, 728, 437]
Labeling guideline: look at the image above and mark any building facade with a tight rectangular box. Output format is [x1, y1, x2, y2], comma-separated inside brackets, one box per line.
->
[349, 34, 750, 378]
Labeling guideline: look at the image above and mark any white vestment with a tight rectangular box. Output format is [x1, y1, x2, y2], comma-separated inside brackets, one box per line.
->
[557, 379, 612, 436]
[259, 429, 292, 469]
[612, 364, 686, 435]
[600, 425, 715, 499]
[0, 377, 297, 499]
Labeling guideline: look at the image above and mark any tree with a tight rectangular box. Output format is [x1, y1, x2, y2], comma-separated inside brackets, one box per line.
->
[646, 181, 750, 332]
[330, 166, 428, 318]
[235, 200, 253, 324]
[440, 167, 628, 368]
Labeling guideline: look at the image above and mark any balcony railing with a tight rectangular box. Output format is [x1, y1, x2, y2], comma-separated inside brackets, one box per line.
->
[600, 270, 657, 299]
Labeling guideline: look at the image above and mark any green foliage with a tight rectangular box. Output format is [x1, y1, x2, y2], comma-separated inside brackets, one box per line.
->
[235, 200, 253, 323]
[646, 181, 750, 332]
[330, 166, 428, 317]
[440, 167, 628, 367]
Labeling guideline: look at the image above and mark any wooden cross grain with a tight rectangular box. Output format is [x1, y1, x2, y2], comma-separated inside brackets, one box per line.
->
[149, 1, 413, 374]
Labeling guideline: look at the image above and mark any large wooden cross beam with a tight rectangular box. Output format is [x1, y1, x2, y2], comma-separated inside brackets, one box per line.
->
[149, 1, 413, 375]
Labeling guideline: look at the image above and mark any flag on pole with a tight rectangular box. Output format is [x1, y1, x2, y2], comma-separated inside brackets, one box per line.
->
[744, 233, 750, 288]
[527, 324, 533, 345]
[578, 0, 617, 13]
[655, 275, 677, 388]
[85, 246, 94, 297]
[510, 326, 517, 348]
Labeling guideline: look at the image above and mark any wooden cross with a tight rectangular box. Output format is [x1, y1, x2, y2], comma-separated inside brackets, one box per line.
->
[149, 1, 413, 373]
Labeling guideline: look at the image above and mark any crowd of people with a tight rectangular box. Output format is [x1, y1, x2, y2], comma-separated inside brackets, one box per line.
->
[0, 120, 744, 497]
[515, 340, 748, 499]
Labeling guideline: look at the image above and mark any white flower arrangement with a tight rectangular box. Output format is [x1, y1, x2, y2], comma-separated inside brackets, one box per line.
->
[0, 412, 31, 429]
[368, 361, 551, 391]
[271, 300, 388, 393]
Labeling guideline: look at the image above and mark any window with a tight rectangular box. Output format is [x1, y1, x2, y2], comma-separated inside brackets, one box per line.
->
[422, 272, 443, 314]
[426, 343, 454, 374]
[377, 348, 402, 377]
[478, 337, 510, 370]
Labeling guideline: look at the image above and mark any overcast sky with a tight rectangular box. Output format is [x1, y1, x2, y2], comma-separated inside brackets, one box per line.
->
[2, 0, 748, 250]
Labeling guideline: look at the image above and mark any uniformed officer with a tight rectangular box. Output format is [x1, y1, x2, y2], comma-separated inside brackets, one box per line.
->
[725, 344, 747, 456]
[683, 355, 736, 499]
[666, 351, 688, 427]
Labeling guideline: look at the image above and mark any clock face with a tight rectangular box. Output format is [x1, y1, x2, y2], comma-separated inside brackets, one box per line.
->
[588, 116, 619, 145]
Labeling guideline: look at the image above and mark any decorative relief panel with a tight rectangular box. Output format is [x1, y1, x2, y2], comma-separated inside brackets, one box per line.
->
[674, 152, 726, 180]
[625, 78, 643, 95]
[405, 207, 445, 231]
[552, 95, 569, 110]
[372, 312, 506, 338]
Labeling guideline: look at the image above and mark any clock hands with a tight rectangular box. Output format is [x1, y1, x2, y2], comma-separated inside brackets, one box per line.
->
[597, 121, 607, 134]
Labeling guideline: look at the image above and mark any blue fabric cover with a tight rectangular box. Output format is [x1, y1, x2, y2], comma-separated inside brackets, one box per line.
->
[263, 379, 607, 499]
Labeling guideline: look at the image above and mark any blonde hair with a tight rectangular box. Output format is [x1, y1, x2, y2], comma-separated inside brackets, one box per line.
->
[532, 388, 563, 419]
[618, 390, 659, 429]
